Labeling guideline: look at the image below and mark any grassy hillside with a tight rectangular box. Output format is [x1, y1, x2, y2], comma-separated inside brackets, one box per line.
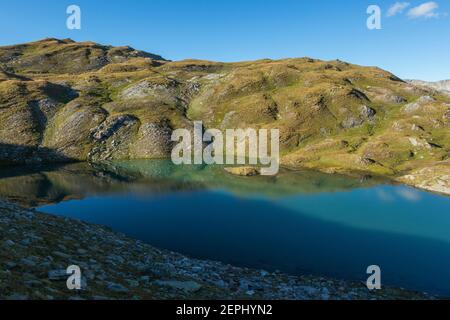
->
[0, 38, 448, 194]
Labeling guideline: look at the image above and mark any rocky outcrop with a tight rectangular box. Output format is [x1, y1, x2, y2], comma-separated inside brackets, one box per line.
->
[341, 105, 376, 129]
[364, 86, 407, 104]
[91, 115, 138, 141]
[398, 164, 450, 195]
[88, 115, 139, 161]
[403, 96, 436, 113]
[130, 121, 173, 159]
[121, 79, 178, 101]
[359, 105, 376, 119]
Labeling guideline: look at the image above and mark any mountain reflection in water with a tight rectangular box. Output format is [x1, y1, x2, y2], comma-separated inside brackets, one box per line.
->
[0, 160, 380, 207]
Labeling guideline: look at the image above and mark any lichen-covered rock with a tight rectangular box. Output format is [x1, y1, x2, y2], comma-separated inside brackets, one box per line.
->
[407, 137, 432, 150]
[342, 117, 364, 129]
[88, 115, 139, 161]
[359, 105, 376, 119]
[91, 115, 138, 141]
[130, 121, 173, 159]
[403, 96, 436, 113]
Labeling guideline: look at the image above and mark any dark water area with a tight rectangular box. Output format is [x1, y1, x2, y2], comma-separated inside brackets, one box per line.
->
[1, 160, 449, 296]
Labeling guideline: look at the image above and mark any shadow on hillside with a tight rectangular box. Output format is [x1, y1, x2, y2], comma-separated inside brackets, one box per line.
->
[0, 69, 31, 81]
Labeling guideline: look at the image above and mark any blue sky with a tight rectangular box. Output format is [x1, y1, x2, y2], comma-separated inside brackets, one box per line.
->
[1, 0, 449, 81]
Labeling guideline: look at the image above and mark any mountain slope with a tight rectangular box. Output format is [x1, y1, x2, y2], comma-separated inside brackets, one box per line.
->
[0, 39, 449, 194]
[0, 38, 165, 75]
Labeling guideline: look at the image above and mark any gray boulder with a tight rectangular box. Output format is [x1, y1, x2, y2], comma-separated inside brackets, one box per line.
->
[403, 96, 435, 113]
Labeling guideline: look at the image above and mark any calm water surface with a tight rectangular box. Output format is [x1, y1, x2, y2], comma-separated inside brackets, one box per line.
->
[1, 160, 449, 295]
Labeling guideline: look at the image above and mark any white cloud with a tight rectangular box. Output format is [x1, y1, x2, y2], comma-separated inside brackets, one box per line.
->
[407, 1, 440, 19]
[387, 2, 411, 17]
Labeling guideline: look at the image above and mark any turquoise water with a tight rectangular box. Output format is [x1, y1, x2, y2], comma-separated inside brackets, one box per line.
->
[2, 161, 449, 296]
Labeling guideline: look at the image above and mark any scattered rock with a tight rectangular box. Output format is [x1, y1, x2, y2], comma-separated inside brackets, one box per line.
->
[91, 115, 137, 141]
[342, 117, 363, 129]
[364, 86, 406, 104]
[192, 266, 203, 273]
[52, 251, 71, 259]
[155, 280, 202, 292]
[403, 96, 435, 113]
[444, 109, 450, 122]
[3, 240, 15, 246]
[408, 137, 431, 150]
[360, 105, 376, 119]
[20, 256, 38, 267]
[48, 270, 68, 281]
[106, 282, 130, 293]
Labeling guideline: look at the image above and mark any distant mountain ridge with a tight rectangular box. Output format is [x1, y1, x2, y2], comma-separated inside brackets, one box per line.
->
[0, 38, 166, 74]
[407, 79, 450, 95]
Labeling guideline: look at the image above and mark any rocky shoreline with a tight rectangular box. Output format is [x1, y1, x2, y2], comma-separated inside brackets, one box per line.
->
[0, 200, 437, 300]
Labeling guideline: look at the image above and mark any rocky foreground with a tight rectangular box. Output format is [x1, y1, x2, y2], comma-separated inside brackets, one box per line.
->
[0, 200, 435, 300]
